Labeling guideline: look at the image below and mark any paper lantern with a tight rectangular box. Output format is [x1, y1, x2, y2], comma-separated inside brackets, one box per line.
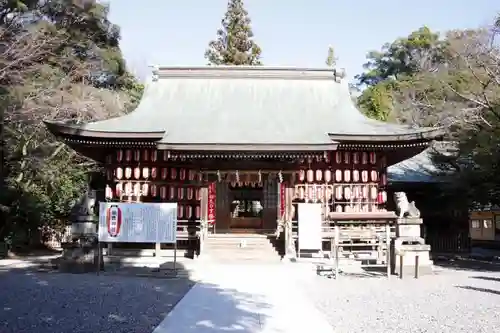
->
[116, 167, 123, 180]
[335, 152, 342, 164]
[195, 188, 201, 200]
[163, 151, 169, 161]
[187, 188, 193, 200]
[161, 168, 168, 179]
[298, 187, 305, 200]
[335, 170, 342, 182]
[178, 187, 184, 199]
[362, 185, 369, 199]
[178, 205, 184, 218]
[335, 186, 342, 200]
[133, 149, 140, 162]
[335, 205, 343, 212]
[160, 186, 167, 199]
[133, 183, 140, 196]
[324, 170, 332, 183]
[142, 149, 149, 162]
[187, 206, 193, 219]
[316, 186, 325, 202]
[106, 170, 112, 181]
[315, 170, 323, 182]
[151, 167, 158, 179]
[344, 187, 351, 200]
[125, 182, 133, 196]
[125, 167, 132, 179]
[142, 167, 149, 179]
[188, 170, 195, 181]
[343, 170, 351, 182]
[370, 170, 378, 182]
[361, 152, 368, 164]
[306, 169, 314, 183]
[344, 152, 350, 164]
[133, 167, 141, 180]
[370, 186, 377, 200]
[142, 183, 149, 196]
[151, 150, 157, 162]
[105, 185, 113, 199]
[299, 170, 306, 182]
[381, 173, 387, 186]
[195, 206, 201, 219]
[115, 183, 122, 197]
[369, 152, 377, 164]
[116, 150, 123, 162]
[171, 168, 177, 180]
[361, 170, 368, 183]
[169, 186, 175, 200]
[352, 170, 360, 182]
[353, 152, 360, 164]
[179, 168, 186, 180]
[125, 149, 132, 162]
[150, 184, 157, 197]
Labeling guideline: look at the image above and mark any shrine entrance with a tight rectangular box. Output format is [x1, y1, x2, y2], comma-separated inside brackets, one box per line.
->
[229, 183, 264, 231]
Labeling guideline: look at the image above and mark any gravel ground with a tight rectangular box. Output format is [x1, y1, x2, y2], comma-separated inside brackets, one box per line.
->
[298, 267, 500, 333]
[0, 270, 194, 333]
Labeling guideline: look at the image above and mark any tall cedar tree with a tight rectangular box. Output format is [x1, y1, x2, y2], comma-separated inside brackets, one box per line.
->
[205, 0, 262, 65]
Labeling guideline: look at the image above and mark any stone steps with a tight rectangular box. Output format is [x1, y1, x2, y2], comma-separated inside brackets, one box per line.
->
[204, 234, 282, 263]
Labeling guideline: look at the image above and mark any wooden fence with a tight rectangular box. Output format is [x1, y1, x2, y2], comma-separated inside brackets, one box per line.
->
[426, 231, 471, 254]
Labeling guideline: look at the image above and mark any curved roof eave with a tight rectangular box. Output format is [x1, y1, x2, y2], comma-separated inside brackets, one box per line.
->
[44, 120, 165, 140]
[329, 126, 446, 142]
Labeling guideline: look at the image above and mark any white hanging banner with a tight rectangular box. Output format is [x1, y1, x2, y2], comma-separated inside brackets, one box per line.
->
[98, 202, 177, 243]
[298, 203, 322, 251]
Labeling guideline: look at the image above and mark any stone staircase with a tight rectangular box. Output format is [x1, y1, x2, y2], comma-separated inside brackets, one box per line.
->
[203, 233, 283, 263]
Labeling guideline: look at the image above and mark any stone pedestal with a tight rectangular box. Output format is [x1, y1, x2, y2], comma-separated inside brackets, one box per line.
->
[58, 236, 104, 273]
[392, 218, 433, 276]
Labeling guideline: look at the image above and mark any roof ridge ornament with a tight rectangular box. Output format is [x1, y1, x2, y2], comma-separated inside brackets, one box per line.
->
[333, 68, 346, 83]
[149, 64, 160, 82]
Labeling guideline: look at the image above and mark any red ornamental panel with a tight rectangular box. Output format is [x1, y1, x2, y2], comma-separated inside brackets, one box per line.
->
[207, 183, 216, 223]
[279, 182, 286, 218]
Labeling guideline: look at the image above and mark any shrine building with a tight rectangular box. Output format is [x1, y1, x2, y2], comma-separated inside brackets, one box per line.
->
[45, 66, 444, 256]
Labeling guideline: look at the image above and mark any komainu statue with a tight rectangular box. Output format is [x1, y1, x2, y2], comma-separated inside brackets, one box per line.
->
[393, 192, 420, 218]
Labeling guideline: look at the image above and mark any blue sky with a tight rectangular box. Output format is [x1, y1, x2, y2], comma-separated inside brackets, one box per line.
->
[108, 0, 498, 83]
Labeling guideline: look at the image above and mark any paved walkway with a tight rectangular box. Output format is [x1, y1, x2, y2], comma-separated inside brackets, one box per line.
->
[153, 264, 334, 333]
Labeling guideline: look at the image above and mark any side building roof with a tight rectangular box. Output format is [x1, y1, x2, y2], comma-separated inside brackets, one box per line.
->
[45, 66, 444, 151]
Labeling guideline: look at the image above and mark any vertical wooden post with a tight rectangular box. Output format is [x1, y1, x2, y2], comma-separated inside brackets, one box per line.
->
[386, 222, 391, 278]
[334, 224, 339, 279]
[414, 254, 420, 279]
[399, 254, 404, 279]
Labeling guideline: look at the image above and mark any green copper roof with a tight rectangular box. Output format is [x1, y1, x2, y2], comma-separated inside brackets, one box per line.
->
[45, 66, 444, 150]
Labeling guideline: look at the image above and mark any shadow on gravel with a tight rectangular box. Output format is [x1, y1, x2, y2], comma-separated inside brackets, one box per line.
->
[456, 285, 500, 296]
[433, 258, 500, 272]
[0, 260, 272, 333]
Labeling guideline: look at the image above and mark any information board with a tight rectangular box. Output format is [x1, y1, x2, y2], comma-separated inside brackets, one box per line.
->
[98, 202, 177, 243]
[298, 203, 322, 251]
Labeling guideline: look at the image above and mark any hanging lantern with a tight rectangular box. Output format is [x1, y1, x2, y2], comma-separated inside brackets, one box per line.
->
[133, 150, 140, 161]
[344, 152, 350, 164]
[362, 204, 369, 212]
[179, 168, 186, 180]
[316, 170, 323, 182]
[125, 150, 132, 162]
[308, 185, 315, 202]
[380, 155, 387, 167]
[169, 186, 175, 200]
[335, 186, 342, 200]
[195, 188, 201, 200]
[188, 170, 195, 180]
[106, 170, 112, 181]
[142, 167, 149, 179]
[178, 205, 184, 218]
[187, 188, 193, 200]
[381, 173, 387, 186]
[171, 168, 177, 180]
[142, 183, 149, 196]
[306, 169, 314, 183]
[195, 206, 201, 219]
[304, 185, 310, 201]
[116, 167, 123, 180]
[160, 186, 167, 199]
[369, 152, 377, 164]
[299, 170, 306, 182]
[353, 152, 360, 164]
[362, 185, 369, 199]
[298, 186, 305, 200]
[361, 170, 368, 183]
[335, 170, 342, 182]
[151, 167, 158, 179]
[116, 150, 124, 162]
[143, 149, 149, 162]
[115, 183, 123, 197]
[344, 187, 351, 200]
[361, 152, 368, 164]
[325, 187, 333, 200]
[324, 170, 332, 183]
[335, 205, 343, 212]
[352, 170, 360, 182]
[316, 186, 325, 202]
[151, 150, 157, 162]
[133, 167, 141, 180]
[161, 168, 168, 180]
[187, 206, 193, 219]
[371, 170, 379, 182]
[324, 152, 330, 163]
[125, 182, 133, 196]
[377, 192, 384, 204]
[335, 152, 342, 164]
[353, 186, 360, 199]
[178, 187, 184, 199]
[343, 170, 351, 182]
[150, 184, 157, 197]
[105, 185, 113, 199]
[133, 183, 141, 196]
[382, 191, 387, 203]
[163, 151, 169, 161]
[125, 167, 132, 179]
[105, 154, 112, 164]
[370, 186, 378, 200]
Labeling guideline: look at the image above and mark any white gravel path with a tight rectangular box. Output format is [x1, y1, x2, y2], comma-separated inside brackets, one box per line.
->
[297, 267, 500, 333]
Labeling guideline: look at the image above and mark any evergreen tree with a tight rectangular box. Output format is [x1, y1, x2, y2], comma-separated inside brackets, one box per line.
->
[205, 0, 262, 65]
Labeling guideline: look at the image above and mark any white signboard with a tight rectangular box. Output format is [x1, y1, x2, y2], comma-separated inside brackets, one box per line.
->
[98, 202, 177, 243]
[298, 203, 322, 251]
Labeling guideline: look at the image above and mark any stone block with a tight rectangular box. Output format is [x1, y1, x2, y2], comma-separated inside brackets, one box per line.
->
[397, 218, 423, 225]
[396, 224, 421, 238]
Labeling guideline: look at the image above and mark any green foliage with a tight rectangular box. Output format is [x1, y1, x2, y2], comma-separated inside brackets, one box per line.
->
[205, 0, 262, 65]
[325, 46, 337, 68]
[356, 81, 395, 121]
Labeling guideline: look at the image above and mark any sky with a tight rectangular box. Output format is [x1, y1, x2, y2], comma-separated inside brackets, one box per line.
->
[108, 0, 499, 83]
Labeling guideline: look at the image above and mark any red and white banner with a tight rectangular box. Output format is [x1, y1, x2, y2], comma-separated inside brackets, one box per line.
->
[279, 182, 286, 218]
[207, 182, 216, 223]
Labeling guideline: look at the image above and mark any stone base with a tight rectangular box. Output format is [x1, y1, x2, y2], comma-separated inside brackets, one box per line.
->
[393, 251, 433, 277]
[57, 244, 104, 273]
[395, 264, 434, 277]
